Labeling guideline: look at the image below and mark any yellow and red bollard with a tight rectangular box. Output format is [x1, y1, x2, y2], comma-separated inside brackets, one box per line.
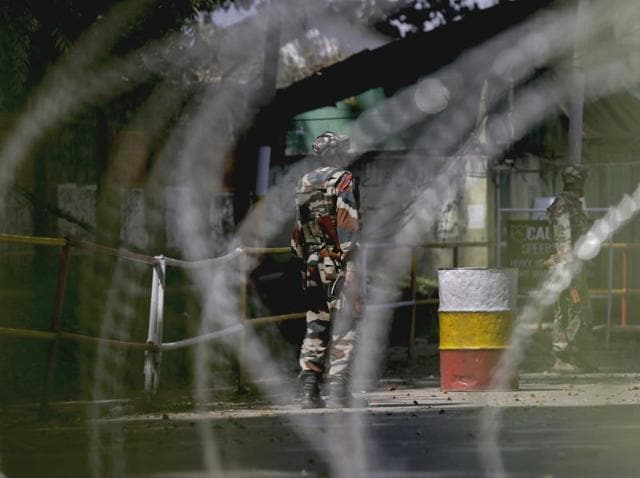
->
[437, 268, 519, 391]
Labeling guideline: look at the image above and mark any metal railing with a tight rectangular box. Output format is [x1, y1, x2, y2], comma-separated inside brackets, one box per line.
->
[3, 226, 638, 411]
[0, 232, 489, 411]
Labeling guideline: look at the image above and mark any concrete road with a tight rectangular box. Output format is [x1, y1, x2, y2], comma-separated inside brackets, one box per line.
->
[3, 373, 640, 477]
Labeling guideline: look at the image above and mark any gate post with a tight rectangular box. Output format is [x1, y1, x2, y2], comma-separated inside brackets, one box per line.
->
[39, 239, 71, 418]
[408, 247, 417, 361]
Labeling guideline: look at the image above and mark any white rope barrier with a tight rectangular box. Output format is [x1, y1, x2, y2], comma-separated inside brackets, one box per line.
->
[160, 324, 244, 351]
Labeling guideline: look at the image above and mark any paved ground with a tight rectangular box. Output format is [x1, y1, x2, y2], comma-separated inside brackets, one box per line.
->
[3, 371, 640, 478]
[3, 333, 640, 477]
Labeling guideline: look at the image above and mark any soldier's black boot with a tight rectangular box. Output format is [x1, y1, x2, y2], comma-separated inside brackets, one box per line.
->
[300, 370, 325, 409]
[326, 376, 349, 408]
[326, 376, 368, 409]
[548, 349, 581, 373]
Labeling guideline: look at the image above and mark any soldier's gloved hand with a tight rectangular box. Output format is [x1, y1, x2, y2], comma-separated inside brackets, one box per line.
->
[328, 250, 342, 263]
[543, 253, 556, 268]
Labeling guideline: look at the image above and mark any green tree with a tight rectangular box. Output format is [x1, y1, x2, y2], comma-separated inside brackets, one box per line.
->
[376, 0, 502, 38]
[0, 0, 225, 112]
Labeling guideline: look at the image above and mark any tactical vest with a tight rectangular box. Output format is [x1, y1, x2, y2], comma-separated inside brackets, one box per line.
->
[552, 192, 591, 244]
[295, 166, 344, 256]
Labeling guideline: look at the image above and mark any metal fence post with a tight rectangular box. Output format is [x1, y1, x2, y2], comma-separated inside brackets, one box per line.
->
[39, 239, 71, 418]
[144, 256, 166, 397]
[496, 209, 502, 267]
[408, 247, 417, 360]
[621, 247, 628, 326]
[237, 250, 248, 391]
[605, 240, 614, 350]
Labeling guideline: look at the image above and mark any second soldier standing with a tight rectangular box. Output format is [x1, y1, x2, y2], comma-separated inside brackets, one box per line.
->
[546, 164, 597, 373]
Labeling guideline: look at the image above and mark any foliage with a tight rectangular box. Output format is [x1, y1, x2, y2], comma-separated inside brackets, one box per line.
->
[0, 0, 225, 112]
[0, 3, 37, 111]
[278, 29, 347, 88]
[0, 0, 512, 112]
[376, 0, 501, 38]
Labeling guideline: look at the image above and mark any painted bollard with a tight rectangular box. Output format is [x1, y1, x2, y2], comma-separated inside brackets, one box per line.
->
[437, 268, 518, 391]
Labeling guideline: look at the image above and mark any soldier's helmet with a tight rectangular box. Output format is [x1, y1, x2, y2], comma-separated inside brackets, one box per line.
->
[312, 131, 350, 157]
[561, 164, 590, 185]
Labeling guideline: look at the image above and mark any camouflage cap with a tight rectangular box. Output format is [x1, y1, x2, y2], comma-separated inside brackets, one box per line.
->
[312, 131, 350, 157]
[561, 164, 590, 184]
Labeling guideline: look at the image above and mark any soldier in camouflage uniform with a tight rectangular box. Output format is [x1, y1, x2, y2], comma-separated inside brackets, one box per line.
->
[546, 164, 597, 372]
[291, 131, 363, 408]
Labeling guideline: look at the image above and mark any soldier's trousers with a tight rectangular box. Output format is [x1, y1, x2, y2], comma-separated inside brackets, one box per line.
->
[299, 278, 361, 380]
[553, 271, 594, 358]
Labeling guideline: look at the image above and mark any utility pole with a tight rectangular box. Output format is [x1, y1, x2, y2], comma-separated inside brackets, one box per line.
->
[255, 1, 281, 201]
[567, 0, 589, 165]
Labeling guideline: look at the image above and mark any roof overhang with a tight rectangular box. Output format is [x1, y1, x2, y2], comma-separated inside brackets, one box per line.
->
[261, 0, 556, 129]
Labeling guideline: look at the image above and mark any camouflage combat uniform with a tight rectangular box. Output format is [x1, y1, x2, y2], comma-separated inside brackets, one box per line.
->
[291, 132, 362, 408]
[546, 164, 595, 370]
